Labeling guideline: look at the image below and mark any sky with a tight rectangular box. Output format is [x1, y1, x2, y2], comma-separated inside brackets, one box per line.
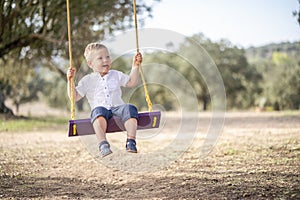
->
[143, 0, 300, 48]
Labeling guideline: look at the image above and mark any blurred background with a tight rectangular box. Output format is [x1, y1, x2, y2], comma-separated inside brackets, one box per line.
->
[0, 0, 299, 118]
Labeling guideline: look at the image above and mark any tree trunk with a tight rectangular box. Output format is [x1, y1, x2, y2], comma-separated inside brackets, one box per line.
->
[200, 94, 210, 111]
[0, 90, 14, 116]
[203, 96, 208, 111]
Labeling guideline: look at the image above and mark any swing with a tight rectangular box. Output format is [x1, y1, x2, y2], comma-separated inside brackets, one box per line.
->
[66, 0, 161, 137]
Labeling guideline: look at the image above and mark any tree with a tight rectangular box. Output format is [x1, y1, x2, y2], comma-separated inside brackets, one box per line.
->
[180, 34, 262, 109]
[293, 0, 300, 25]
[0, 57, 39, 114]
[134, 34, 262, 111]
[0, 0, 159, 115]
[246, 42, 300, 110]
[178, 37, 211, 111]
[270, 52, 300, 110]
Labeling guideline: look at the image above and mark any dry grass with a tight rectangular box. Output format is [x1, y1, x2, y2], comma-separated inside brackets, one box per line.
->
[0, 111, 299, 199]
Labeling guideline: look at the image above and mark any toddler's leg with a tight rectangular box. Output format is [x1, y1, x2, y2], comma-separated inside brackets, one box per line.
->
[123, 104, 139, 153]
[91, 107, 113, 157]
[111, 104, 139, 153]
[93, 116, 108, 143]
[124, 118, 137, 140]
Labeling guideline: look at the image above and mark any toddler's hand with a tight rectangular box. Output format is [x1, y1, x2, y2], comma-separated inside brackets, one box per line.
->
[67, 67, 76, 81]
[133, 52, 142, 67]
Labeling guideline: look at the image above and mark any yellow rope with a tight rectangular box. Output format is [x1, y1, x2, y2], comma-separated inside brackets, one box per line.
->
[133, 0, 153, 112]
[66, 0, 75, 121]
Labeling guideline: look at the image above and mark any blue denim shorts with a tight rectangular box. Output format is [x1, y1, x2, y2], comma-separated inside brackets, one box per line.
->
[90, 104, 139, 124]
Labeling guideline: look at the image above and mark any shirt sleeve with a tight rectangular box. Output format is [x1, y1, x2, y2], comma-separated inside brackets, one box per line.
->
[75, 76, 88, 97]
[118, 71, 130, 87]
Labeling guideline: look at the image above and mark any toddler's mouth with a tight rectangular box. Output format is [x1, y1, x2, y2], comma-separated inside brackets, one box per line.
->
[102, 65, 109, 68]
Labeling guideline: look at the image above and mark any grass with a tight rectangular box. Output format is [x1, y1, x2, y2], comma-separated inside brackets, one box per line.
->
[0, 116, 68, 132]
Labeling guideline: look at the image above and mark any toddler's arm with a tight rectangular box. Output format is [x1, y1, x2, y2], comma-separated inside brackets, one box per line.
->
[126, 52, 142, 87]
[67, 67, 82, 101]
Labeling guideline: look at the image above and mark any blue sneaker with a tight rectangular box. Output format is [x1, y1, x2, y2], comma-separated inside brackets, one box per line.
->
[99, 141, 112, 158]
[126, 139, 137, 153]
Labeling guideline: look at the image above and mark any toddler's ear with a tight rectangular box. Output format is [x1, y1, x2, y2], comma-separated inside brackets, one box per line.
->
[87, 61, 93, 68]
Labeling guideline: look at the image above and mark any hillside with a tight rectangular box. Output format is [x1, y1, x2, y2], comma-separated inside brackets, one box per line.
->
[245, 41, 300, 63]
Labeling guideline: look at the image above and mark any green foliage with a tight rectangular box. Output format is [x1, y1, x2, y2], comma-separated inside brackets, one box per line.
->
[42, 74, 69, 109]
[127, 84, 179, 111]
[0, 0, 158, 114]
[122, 34, 264, 111]
[246, 42, 300, 62]
[0, 0, 158, 59]
[183, 34, 262, 109]
[0, 56, 42, 113]
[0, 0, 298, 113]
[140, 52, 200, 111]
[0, 116, 67, 132]
[246, 42, 300, 110]
[271, 53, 300, 110]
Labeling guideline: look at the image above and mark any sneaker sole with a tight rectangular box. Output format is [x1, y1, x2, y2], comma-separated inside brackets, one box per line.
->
[126, 149, 137, 153]
[101, 150, 113, 158]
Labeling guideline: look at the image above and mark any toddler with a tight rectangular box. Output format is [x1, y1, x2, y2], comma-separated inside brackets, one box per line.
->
[67, 42, 142, 158]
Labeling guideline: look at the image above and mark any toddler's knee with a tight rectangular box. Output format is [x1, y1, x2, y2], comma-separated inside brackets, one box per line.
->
[90, 106, 112, 123]
[126, 104, 138, 113]
[122, 104, 138, 122]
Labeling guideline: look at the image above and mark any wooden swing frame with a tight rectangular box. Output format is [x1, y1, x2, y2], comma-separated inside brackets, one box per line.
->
[66, 0, 161, 136]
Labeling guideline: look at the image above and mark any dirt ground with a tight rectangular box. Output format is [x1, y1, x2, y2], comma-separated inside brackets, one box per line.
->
[0, 111, 299, 199]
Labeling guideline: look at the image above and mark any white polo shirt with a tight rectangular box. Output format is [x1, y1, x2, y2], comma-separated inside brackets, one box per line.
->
[76, 70, 130, 110]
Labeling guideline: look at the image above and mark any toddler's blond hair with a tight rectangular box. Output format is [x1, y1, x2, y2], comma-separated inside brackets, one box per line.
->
[84, 42, 108, 62]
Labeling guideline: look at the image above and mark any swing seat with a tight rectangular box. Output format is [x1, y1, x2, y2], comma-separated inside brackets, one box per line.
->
[68, 111, 161, 137]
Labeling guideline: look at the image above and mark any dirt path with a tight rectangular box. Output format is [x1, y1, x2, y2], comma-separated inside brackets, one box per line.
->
[0, 112, 299, 199]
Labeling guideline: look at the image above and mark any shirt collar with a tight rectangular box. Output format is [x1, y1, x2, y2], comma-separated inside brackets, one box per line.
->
[93, 70, 110, 77]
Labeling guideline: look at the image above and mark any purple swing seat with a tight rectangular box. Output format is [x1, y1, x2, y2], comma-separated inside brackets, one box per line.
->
[68, 111, 161, 137]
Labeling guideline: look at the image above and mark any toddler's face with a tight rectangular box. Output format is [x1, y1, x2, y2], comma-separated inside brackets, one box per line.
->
[89, 48, 111, 75]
